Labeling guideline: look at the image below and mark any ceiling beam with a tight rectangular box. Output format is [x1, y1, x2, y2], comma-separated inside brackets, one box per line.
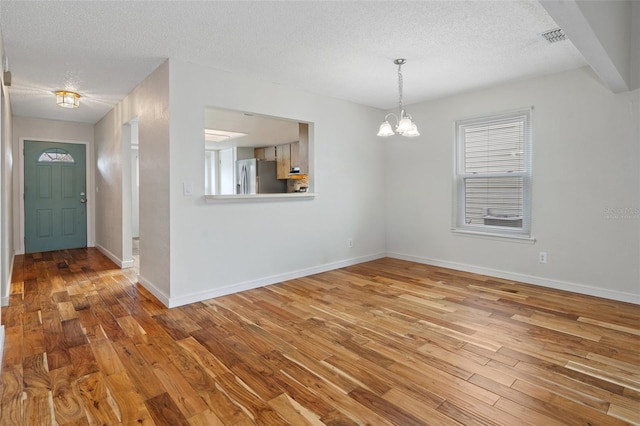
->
[539, 0, 634, 93]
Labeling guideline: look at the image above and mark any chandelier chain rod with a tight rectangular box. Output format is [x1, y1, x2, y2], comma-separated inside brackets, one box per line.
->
[377, 58, 419, 137]
[397, 62, 404, 114]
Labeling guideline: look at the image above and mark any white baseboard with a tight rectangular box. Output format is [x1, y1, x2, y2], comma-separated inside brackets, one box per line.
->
[0, 325, 4, 373]
[95, 244, 135, 269]
[137, 274, 170, 307]
[1, 253, 15, 307]
[15, 243, 95, 256]
[165, 252, 386, 308]
[387, 252, 640, 305]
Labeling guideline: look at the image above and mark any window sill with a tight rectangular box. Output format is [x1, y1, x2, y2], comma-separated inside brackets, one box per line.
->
[204, 193, 317, 202]
[452, 228, 536, 244]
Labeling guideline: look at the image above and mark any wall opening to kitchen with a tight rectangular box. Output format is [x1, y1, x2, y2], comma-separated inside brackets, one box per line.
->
[204, 107, 311, 196]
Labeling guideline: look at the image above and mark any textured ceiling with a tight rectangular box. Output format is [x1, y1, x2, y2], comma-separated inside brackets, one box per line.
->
[0, 1, 586, 124]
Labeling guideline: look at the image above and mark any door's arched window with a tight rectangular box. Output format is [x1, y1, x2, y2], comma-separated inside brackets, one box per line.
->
[37, 148, 75, 163]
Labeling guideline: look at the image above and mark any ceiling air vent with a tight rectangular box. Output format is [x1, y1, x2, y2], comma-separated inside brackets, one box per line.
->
[541, 28, 567, 43]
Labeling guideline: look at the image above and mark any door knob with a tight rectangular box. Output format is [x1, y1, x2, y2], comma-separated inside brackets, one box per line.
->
[80, 197, 87, 204]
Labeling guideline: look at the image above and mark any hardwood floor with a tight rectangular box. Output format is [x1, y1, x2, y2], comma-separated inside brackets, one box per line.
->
[1, 249, 639, 425]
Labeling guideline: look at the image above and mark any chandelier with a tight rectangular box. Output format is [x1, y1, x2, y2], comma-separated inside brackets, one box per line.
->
[377, 59, 419, 137]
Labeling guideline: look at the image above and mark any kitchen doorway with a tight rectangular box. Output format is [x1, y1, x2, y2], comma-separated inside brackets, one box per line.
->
[122, 119, 138, 270]
[131, 143, 140, 271]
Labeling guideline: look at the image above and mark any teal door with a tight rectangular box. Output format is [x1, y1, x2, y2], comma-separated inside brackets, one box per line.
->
[24, 141, 87, 253]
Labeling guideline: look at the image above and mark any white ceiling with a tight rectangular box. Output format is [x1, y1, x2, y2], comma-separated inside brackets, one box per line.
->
[0, 1, 586, 124]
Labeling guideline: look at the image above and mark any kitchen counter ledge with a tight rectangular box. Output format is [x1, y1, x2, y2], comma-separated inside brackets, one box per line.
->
[204, 193, 317, 202]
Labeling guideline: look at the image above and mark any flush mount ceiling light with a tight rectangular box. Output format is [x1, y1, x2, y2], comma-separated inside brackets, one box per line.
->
[377, 58, 420, 138]
[55, 90, 80, 108]
[204, 128, 248, 143]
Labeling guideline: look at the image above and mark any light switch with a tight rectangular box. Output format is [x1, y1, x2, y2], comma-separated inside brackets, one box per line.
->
[183, 182, 193, 197]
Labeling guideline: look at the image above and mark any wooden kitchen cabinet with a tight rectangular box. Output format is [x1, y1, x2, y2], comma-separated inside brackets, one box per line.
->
[264, 146, 276, 161]
[255, 146, 276, 161]
[256, 122, 309, 180]
[298, 123, 309, 175]
[290, 142, 299, 172]
[276, 144, 291, 179]
[277, 123, 309, 178]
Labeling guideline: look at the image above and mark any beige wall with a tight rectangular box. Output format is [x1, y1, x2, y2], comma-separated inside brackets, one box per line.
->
[94, 60, 170, 294]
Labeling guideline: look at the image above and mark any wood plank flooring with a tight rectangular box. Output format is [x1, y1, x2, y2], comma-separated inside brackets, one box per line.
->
[1, 248, 639, 425]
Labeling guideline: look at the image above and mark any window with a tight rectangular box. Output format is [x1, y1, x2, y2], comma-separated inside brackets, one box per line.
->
[455, 109, 532, 237]
[37, 148, 75, 163]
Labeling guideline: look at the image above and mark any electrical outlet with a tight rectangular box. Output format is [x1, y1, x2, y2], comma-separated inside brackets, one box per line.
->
[348, 238, 353, 248]
[539, 252, 548, 264]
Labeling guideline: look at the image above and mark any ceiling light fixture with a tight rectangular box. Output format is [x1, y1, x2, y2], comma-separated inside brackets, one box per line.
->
[377, 58, 419, 138]
[204, 128, 248, 142]
[55, 90, 80, 108]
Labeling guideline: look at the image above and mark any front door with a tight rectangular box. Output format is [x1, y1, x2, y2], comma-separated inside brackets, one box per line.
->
[24, 141, 87, 253]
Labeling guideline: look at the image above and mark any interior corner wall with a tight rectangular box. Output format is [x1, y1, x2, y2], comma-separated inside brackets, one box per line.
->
[94, 60, 170, 301]
[0, 29, 11, 366]
[385, 67, 640, 304]
[1, 82, 12, 304]
[94, 108, 125, 265]
[574, 0, 633, 88]
[166, 60, 385, 307]
[10, 117, 94, 255]
[632, 1, 640, 90]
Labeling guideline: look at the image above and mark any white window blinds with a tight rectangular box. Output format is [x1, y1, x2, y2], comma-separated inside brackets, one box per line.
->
[455, 109, 532, 236]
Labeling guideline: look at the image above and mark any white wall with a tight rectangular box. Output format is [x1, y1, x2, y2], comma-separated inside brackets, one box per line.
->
[94, 60, 170, 293]
[236, 147, 254, 160]
[163, 60, 385, 306]
[386, 67, 640, 303]
[219, 148, 234, 195]
[11, 117, 94, 255]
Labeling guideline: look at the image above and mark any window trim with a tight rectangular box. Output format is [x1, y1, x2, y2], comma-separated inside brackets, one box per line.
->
[454, 108, 532, 238]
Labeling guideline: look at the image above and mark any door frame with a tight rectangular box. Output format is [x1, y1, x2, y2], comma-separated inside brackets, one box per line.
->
[18, 137, 94, 255]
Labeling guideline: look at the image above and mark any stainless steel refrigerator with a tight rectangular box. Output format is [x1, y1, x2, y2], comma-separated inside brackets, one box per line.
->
[236, 159, 286, 194]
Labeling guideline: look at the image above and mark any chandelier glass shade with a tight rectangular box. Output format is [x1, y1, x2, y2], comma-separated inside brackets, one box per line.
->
[377, 59, 419, 138]
[55, 90, 80, 108]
